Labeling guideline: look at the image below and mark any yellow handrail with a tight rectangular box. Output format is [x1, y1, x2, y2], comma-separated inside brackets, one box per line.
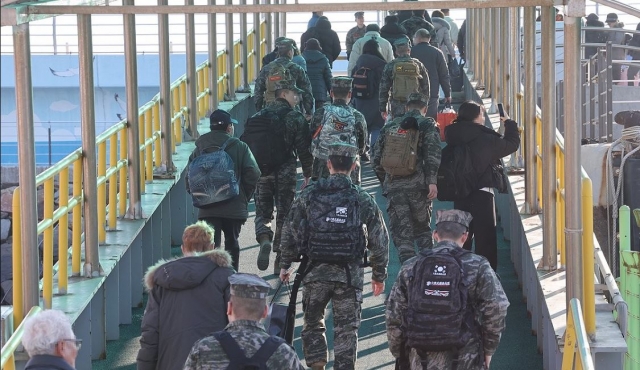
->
[561, 298, 595, 370]
[0, 306, 42, 370]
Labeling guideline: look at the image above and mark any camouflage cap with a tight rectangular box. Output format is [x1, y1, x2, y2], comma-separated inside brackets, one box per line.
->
[277, 38, 294, 52]
[354, 11, 364, 18]
[274, 36, 288, 45]
[327, 142, 358, 158]
[393, 36, 411, 47]
[436, 209, 473, 228]
[228, 273, 271, 299]
[406, 92, 429, 106]
[331, 76, 353, 91]
[273, 79, 304, 93]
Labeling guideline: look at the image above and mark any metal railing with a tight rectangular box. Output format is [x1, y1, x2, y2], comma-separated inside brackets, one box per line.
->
[5, 18, 268, 361]
[619, 205, 640, 370]
[0, 306, 42, 370]
[561, 298, 595, 370]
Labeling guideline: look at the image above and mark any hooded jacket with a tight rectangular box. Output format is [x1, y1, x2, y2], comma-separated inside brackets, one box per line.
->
[584, 17, 605, 59]
[302, 49, 332, 102]
[351, 53, 387, 131]
[348, 31, 395, 77]
[431, 17, 456, 58]
[137, 249, 235, 370]
[445, 119, 520, 189]
[380, 22, 407, 57]
[300, 18, 341, 66]
[607, 22, 627, 60]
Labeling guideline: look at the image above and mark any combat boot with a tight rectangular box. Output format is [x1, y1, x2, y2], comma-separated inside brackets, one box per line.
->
[257, 234, 272, 271]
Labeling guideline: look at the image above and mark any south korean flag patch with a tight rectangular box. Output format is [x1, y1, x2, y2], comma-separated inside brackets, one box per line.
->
[335, 207, 348, 218]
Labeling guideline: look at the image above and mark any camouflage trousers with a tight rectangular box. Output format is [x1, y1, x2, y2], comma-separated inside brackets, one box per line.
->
[302, 281, 363, 370]
[389, 100, 407, 119]
[254, 160, 297, 253]
[386, 189, 434, 262]
[311, 157, 361, 185]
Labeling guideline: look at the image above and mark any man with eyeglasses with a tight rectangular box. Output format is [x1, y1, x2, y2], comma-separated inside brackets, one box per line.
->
[21, 309, 81, 369]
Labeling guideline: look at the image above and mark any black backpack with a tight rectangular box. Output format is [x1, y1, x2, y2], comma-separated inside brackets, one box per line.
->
[187, 137, 240, 208]
[302, 182, 366, 264]
[352, 66, 375, 99]
[240, 106, 293, 176]
[213, 331, 285, 370]
[403, 247, 475, 354]
[436, 143, 476, 201]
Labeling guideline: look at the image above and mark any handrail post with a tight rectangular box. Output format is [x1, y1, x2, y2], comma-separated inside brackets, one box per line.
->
[500, 8, 509, 112]
[12, 22, 40, 321]
[581, 178, 595, 338]
[78, 14, 101, 276]
[253, 0, 261, 80]
[508, 6, 524, 168]
[564, 0, 585, 313]
[538, 5, 557, 271]
[488, 8, 500, 114]
[185, 0, 199, 139]
[158, 0, 175, 174]
[476, 8, 485, 89]
[273, 0, 279, 40]
[225, 0, 236, 100]
[481, 8, 492, 99]
[208, 0, 218, 110]
[619, 205, 630, 295]
[239, 0, 250, 91]
[265, 0, 272, 52]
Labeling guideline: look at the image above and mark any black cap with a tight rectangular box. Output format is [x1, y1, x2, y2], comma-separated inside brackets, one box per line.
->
[605, 13, 618, 23]
[209, 109, 238, 126]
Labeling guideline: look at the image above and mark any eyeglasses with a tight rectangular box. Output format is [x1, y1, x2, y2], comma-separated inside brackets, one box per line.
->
[61, 339, 82, 350]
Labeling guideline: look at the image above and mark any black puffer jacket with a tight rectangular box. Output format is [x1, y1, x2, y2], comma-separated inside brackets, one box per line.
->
[380, 22, 407, 56]
[445, 119, 520, 189]
[351, 54, 387, 131]
[25, 355, 75, 370]
[302, 49, 332, 102]
[584, 18, 606, 59]
[300, 18, 341, 66]
[137, 250, 235, 370]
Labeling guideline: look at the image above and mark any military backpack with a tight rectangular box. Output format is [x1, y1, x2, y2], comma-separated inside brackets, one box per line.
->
[265, 62, 294, 104]
[240, 106, 293, 176]
[212, 331, 285, 370]
[311, 105, 357, 160]
[391, 60, 421, 102]
[436, 143, 477, 201]
[352, 66, 375, 99]
[380, 117, 421, 177]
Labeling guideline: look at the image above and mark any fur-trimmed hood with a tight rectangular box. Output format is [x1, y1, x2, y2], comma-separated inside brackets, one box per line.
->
[144, 249, 232, 291]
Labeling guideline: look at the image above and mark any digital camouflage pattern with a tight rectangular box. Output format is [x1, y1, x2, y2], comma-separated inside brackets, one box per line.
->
[346, 25, 367, 57]
[379, 56, 430, 118]
[254, 99, 314, 253]
[228, 273, 270, 299]
[385, 240, 509, 370]
[436, 209, 473, 228]
[310, 100, 367, 184]
[183, 320, 304, 370]
[400, 16, 436, 40]
[255, 57, 314, 115]
[279, 173, 389, 369]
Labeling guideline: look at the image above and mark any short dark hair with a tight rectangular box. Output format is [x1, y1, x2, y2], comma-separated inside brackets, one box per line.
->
[332, 89, 350, 99]
[431, 10, 445, 19]
[230, 296, 266, 320]
[406, 101, 426, 110]
[436, 221, 467, 240]
[412, 9, 424, 16]
[366, 24, 380, 33]
[210, 122, 230, 131]
[328, 155, 355, 172]
[385, 15, 399, 24]
[456, 100, 484, 122]
[275, 89, 288, 98]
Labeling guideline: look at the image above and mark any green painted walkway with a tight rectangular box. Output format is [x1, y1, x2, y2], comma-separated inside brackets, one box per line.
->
[93, 165, 542, 370]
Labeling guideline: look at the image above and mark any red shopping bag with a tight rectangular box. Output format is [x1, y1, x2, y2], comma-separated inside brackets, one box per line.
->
[436, 104, 457, 141]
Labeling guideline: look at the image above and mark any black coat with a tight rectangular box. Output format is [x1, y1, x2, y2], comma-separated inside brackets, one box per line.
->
[457, 20, 466, 60]
[136, 250, 235, 370]
[445, 119, 520, 189]
[300, 18, 341, 66]
[584, 19, 606, 59]
[302, 49, 332, 102]
[25, 355, 75, 370]
[351, 54, 387, 131]
[380, 23, 407, 57]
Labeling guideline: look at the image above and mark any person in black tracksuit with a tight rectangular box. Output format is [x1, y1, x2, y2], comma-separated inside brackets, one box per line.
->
[444, 101, 521, 270]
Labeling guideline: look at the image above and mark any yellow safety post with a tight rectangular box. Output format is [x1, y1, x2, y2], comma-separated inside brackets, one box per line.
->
[138, 113, 146, 194]
[198, 68, 205, 117]
[58, 167, 69, 295]
[97, 141, 107, 243]
[72, 158, 82, 275]
[203, 64, 210, 113]
[178, 82, 186, 144]
[561, 298, 595, 370]
[581, 177, 596, 338]
[118, 129, 128, 217]
[153, 102, 161, 167]
[11, 188, 23, 326]
[145, 108, 153, 183]
[43, 177, 54, 309]
[109, 134, 118, 230]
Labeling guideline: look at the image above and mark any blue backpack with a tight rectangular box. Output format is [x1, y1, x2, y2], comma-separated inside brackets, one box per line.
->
[187, 137, 239, 208]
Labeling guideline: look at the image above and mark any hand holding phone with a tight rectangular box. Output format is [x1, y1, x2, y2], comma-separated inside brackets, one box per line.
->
[497, 103, 505, 118]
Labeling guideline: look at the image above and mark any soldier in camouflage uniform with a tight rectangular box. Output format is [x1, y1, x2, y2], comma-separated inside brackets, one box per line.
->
[279, 143, 390, 370]
[184, 273, 304, 369]
[254, 39, 315, 116]
[345, 12, 367, 60]
[379, 37, 430, 120]
[254, 80, 314, 273]
[400, 10, 436, 40]
[385, 210, 509, 370]
[372, 93, 441, 263]
[310, 77, 367, 185]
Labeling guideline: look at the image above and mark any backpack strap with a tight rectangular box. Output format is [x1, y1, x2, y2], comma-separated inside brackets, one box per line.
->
[212, 331, 250, 367]
[247, 336, 286, 367]
[219, 137, 235, 151]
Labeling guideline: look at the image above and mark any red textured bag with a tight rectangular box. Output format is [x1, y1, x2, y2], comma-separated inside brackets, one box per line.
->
[437, 104, 457, 141]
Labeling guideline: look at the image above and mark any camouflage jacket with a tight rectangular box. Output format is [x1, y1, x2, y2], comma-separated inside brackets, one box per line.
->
[254, 57, 314, 115]
[385, 240, 509, 369]
[372, 109, 441, 192]
[379, 55, 430, 112]
[260, 98, 314, 178]
[279, 174, 389, 289]
[310, 99, 368, 156]
[400, 16, 436, 39]
[183, 319, 304, 370]
[346, 25, 367, 54]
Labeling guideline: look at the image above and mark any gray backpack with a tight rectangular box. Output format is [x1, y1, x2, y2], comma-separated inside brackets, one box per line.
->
[311, 105, 357, 160]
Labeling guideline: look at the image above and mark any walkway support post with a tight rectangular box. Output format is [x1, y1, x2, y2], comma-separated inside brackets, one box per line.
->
[123, 0, 143, 219]
[77, 14, 101, 277]
[482, 8, 491, 97]
[523, 6, 539, 214]
[539, 5, 557, 271]
[564, 0, 586, 323]
[488, 8, 500, 113]
[12, 22, 40, 314]
[208, 0, 218, 109]
[265, 0, 272, 52]
[273, 0, 280, 40]
[509, 7, 520, 117]
[500, 7, 509, 111]
[240, 0, 249, 90]
[253, 0, 261, 80]
[158, 0, 174, 172]
[465, 9, 472, 76]
[476, 8, 485, 89]
[185, 0, 198, 138]
[225, 0, 236, 100]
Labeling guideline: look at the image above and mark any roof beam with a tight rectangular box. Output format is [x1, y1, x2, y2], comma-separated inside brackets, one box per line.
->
[591, 0, 640, 18]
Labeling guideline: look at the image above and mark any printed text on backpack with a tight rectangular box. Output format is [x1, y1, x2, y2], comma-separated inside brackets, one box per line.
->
[187, 138, 239, 208]
[311, 105, 357, 160]
[391, 60, 421, 102]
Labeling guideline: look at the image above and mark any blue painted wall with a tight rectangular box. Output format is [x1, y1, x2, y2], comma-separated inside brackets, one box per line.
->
[0, 53, 209, 165]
